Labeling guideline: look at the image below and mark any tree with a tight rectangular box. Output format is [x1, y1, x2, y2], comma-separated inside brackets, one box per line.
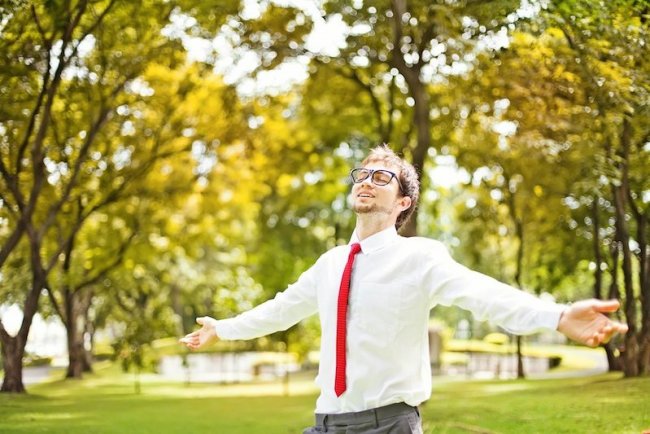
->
[0, 0, 138, 393]
[0, 0, 240, 392]
[189, 0, 534, 235]
[446, 0, 649, 375]
[544, 0, 650, 375]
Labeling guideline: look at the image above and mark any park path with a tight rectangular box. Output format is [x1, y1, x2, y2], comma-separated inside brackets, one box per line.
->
[23, 366, 55, 385]
[20, 346, 610, 386]
[529, 347, 609, 379]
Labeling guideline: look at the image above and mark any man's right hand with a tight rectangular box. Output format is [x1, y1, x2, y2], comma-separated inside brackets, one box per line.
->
[179, 317, 219, 350]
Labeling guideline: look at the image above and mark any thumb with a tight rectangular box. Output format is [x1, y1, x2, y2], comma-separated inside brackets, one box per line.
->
[196, 317, 207, 326]
[592, 299, 620, 313]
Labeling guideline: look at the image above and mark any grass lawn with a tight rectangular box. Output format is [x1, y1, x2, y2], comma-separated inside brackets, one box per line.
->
[0, 363, 648, 434]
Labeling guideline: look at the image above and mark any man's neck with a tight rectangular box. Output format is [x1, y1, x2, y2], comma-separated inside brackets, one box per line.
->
[354, 216, 396, 241]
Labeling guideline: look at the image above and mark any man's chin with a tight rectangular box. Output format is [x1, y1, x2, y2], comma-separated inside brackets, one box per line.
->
[353, 204, 374, 214]
[353, 205, 394, 216]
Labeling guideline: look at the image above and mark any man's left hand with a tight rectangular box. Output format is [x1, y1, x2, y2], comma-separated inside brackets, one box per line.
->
[557, 299, 628, 347]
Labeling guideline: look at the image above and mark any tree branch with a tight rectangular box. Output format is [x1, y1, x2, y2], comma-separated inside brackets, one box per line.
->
[0, 219, 26, 268]
[0, 157, 25, 211]
[38, 71, 134, 239]
[44, 278, 64, 320]
[323, 60, 388, 142]
[38, 103, 113, 239]
[73, 226, 138, 295]
[417, 23, 436, 69]
[17, 0, 87, 176]
[15, 5, 54, 181]
[20, 3, 90, 237]
[77, 0, 118, 48]
[44, 216, 85, 276]
[0, 319, 12, 342]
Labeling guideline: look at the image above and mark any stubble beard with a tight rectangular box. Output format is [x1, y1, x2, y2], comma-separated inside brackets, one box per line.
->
[353, 201, 394, 217]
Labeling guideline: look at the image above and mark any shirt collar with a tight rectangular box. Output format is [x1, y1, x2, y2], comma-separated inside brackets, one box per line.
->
[349, 225, 399, 254]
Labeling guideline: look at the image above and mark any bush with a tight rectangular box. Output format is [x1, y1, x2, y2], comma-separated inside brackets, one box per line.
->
[24, 355, 52, 367]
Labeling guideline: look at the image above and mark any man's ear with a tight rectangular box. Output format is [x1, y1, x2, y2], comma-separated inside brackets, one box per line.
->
[400, 196, 412, 212]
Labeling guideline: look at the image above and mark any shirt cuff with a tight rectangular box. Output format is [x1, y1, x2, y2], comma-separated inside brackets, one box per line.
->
[540, 303, 567, 332]
[213, 318, 237, 340]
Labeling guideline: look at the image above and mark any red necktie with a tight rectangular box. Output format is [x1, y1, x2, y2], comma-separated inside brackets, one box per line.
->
[335, 242, 362, 397]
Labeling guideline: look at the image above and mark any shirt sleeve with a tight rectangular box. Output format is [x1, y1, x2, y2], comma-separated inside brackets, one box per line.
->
[423, 241, 566, 335]
[213, 260, 319, 340]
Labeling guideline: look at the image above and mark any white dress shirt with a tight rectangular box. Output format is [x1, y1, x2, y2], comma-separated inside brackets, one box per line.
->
[214, 226, 565, 413]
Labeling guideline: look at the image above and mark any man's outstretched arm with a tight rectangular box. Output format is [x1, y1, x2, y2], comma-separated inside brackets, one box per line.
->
[557, 299, 628, 347]
[178, 257, 322, 351]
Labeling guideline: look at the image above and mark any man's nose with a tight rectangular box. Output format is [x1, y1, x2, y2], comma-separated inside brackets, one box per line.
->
[360, 176, 373, 186]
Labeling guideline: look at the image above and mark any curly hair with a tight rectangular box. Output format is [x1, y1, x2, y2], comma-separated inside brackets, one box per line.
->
[360, 144, 420, 230]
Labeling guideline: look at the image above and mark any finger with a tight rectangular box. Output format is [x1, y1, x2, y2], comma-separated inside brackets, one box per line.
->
[615, 322, 629, 333]
[180, 335, 196, 344]
[590, 332, 601, 346]
[586, 336, 597, 347]
[197, 316, 212, 327]
[605, 321, 628, 337]
[179, 332, 197, 343]
[592, 299, 620, 313]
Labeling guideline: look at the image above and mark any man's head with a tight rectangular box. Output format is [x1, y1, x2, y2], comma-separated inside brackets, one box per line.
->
[351, 144, 420, 230]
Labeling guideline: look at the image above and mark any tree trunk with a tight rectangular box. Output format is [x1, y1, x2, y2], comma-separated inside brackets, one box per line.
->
[592, 198, 622, 370]
[505, 182, 526, 379]
[397, 75, 431, 238]
[613, 118, 640, 377]
[0, 338, 26, 393]
[389, 0, 432, 238]
[631, 201, 650, 374]
[0, 276, 42, 392]
[639, 333, 650, 375]
[70, 344, 93, 375]
[603, 342, 621, 371]
[613, 183, 638, 376]
[65, 317, 86, 379]
[64, 289, 95, 378]
[66, 337, 85, 379]
[514, 214, 525, 379]
[591, 199, 603, 300]
[515, 335, 525, 379]
[637, 229, 650, 374]
[82, 308, 94, 373]
[604, 239, 624, 370]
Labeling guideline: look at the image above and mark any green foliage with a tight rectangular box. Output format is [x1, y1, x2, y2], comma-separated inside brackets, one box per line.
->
[2, 0, 649, 388]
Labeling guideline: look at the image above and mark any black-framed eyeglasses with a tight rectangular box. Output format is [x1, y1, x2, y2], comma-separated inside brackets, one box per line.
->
[350, 168, 405, 194]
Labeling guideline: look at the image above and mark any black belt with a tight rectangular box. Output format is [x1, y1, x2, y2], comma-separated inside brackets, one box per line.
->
[315, 402, 418, 428]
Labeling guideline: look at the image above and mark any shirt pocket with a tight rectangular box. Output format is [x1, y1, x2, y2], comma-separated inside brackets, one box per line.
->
[351, 281, 403, 342]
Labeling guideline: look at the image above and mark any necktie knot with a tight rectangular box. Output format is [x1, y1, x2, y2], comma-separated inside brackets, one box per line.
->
[350, 243, 362, 255]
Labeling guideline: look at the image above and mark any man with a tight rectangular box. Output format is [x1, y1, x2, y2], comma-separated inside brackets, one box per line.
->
[180, 145, 627, 434]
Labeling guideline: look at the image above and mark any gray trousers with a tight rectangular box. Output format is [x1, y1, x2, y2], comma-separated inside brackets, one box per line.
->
[303, 402, 423, 434]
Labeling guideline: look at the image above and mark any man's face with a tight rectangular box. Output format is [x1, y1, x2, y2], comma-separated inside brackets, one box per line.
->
[351, 162, 409, 222]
